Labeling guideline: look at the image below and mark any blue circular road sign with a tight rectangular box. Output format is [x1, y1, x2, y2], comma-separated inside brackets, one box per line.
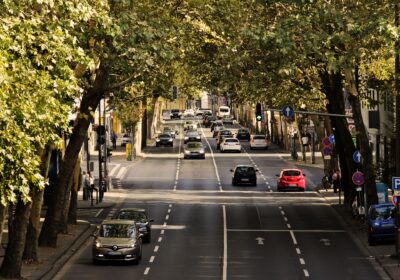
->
[328, 134, 335, 144]
[282, 105, 294, 118]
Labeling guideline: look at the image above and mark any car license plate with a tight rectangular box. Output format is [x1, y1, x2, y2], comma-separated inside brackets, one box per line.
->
[108, 251, 122, 256]
[242, 179, 249, 182]
[289, 184, 297, 187]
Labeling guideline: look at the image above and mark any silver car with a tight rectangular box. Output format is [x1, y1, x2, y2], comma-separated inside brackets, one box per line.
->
[92, 220, 143, 264]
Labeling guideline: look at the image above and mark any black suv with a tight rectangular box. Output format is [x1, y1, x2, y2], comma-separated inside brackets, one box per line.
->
[170, 109, 181, 119]
[230, 165, 258, 186]
[236, 129, 251, 141]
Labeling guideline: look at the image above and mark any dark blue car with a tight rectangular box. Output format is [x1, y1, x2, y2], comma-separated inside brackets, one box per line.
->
[367, 203, 396, 246]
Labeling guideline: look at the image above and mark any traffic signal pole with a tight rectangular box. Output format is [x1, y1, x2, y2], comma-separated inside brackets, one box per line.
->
[98, 102, 102, 204]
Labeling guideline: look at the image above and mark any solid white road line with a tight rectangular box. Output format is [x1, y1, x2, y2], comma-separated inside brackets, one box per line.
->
[290, 230, 298, 245]
[144, 267, 150, 275]
[199, 124, 222, 192]
[108, 164, 121, 177]
[223, 205, 227, 280]
[149, 256, 155, 263]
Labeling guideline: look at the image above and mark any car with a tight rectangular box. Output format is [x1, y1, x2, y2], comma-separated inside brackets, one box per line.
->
[156, 133, 174, 147]
[121, 133, 131, 147]
[196, 109, 212, 117]
[230, 165, 258, 186]
[184, 142, 206, 159]
[162, 126, 177, 138]
[220, 138, 241, 153]
[213, 125, 225, 138]
[183, 109, 195, 118]
[217, 106, 230, 119]
[276, 169, 306, 192]
[203, 116, 217, 127]
[184, 131, 201, 144]
[367, 203, 396, 245]
[184, 120, 198, 131]
[236, 129, 251, 141]
[222, 115, 235, 125]
[92, 219, 142, 264]
[250, 135, 268, 149]
[210, 120, 223, 132]
[170, 109, 181, 119]
[216, 130, 233, 149]
[115, 208, 154, 243]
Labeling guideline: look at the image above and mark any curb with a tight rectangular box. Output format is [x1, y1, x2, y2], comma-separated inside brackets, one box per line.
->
[317, 193, 393, 280]
[34, 222, 96, 280]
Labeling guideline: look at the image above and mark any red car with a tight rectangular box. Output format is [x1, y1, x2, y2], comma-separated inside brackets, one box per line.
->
[276, 169, 306, 192]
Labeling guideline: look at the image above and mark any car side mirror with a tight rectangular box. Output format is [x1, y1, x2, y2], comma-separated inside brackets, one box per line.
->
[275, 174, 279, 177]
[256, 169, 260, 172]
[149, 219, 154, 222]
[303, 174, 306, 177]
[230, 169, 234, 172]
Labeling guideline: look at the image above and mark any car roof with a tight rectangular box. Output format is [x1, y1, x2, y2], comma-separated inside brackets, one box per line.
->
[235, 164, 254, 168]
[101, 219, 136, 225]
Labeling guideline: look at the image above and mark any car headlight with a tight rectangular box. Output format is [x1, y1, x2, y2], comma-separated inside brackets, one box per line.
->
[199, 149, 205, 153]
[184, 137, 188, 140]
[95, 241, 102, 248]
[196, 136, 200, 139]
[185, 150, 190, 154]
[156, 139, 160, 142]
[169, 139, 173, 142]
[129, 243, 137, 248]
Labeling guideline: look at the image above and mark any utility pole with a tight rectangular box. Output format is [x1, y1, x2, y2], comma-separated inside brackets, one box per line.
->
[97, 101, 102, 205]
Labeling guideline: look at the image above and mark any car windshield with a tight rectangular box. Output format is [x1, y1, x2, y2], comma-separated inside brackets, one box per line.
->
[187, 142, 201, 148]
[99, 224, 137, 238]
[253, 136, 265, 140]
[159, 134, 170, 138]
[123, 134, 129, 138]
[220, 108, 229, 112]
[187, 132, 199, 137]
[117, 211, 147, 223]
[370, 206, 395, 220]
[163, 127, 172, 131]
[283, 170, 301, 176]
[239, 130, 248, 133]
[236, 167, 255, 175]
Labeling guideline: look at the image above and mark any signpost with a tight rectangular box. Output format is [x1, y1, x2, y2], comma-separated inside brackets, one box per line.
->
[352, 171, 365, 186]
[353, 151, 362, 164]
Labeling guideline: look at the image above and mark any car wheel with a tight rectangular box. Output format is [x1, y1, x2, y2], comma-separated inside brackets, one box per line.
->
[250, 147, 253, 150]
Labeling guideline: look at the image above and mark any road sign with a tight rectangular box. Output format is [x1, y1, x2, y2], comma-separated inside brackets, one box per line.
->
[282, 105, 294, 118]
[322, 137, 331, 146]
[392, 195, 399, 206]
[323, 146, 332, 156]
[353, 151, 362, 164]
[328, 134, 335, 144]
[392, 177, 400, 191]
[352, 171, 365, 186]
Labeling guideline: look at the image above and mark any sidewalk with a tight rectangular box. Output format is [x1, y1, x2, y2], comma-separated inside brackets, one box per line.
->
[319, 189, 400, 280]
[0, 196, 116, 279]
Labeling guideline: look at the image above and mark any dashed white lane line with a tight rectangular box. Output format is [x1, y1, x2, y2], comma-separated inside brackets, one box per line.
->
[154, 245, 159, 252]
[296, 248, 301, 254]
[165, 215, 169, 220]
[290, 230, 298, 245]
[158, 237, 163, 243]
[300, 258, 305, 265]
[149, 256, 155, 263]
[161, 230, 165, 235]
[144, 267, 150, 275]
[167, 208, 171, 213]
[287, 223, 291, 229]
[169, 204, 172, 208]
[163, 222, 167, 227]
[304, 269, 310, 277]
[284, 217, 288, 222]
[280, 210, 285, 216]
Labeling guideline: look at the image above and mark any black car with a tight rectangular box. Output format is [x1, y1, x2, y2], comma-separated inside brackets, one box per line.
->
[236, 129, 251, 141]
[156, 133, 174, 147]
[216, 130, 233, 149]
[170, 109, 181, 119]
[203, 116, 216, 127]
[230, 165, 258, 186]
[115, 208, 154, 243]
[210, 121, 223, 132]
[184, 131, 201, 144]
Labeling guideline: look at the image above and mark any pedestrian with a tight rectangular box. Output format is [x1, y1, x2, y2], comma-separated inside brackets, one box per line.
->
[111, 131, 117, 150]
[332, 169, 341, 193]
[322, 173, 330, 191]
[83, 171, 91, 200]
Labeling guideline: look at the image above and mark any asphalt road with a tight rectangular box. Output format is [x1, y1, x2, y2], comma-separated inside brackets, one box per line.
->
[54, 119, 385, 280]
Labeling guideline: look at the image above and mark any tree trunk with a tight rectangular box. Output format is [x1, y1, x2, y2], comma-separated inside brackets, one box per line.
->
[39, 66, 108, 248]
[68, 155, 82, 225]
[344, 68, 378, 206]
[23, 146, 52, 263]
[320, 70, 357, 206]
[0, 204, 6, 247]
[0, 197, 32, 278]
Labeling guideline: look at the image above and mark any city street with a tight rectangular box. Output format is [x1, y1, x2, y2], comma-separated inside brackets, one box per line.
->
[54, 120, 386, 280]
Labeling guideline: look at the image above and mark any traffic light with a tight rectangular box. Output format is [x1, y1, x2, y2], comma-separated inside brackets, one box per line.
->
[172, 85, 178, 99]
[255, 103, 262, 121]
[97, 125, 106, 145]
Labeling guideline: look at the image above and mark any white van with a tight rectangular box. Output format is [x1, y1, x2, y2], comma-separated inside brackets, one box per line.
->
[217, 106, 230, 119]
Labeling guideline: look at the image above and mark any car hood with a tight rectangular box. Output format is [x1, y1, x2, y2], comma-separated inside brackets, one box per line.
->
[96, 237, 135, 246]
[185, 147, 203, 152]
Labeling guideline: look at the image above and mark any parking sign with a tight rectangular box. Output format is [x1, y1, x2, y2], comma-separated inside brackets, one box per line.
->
[392, 177, 400, 191]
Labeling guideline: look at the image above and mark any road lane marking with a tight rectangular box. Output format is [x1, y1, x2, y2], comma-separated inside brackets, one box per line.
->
[300, 258, 305, 265]
[144, 267, 150, 275]
[116, 167, 127, 180]
[95, 209, 104, 217]
[149, 256, 155, 263]
[290, 230, 298, 245]
[223, 205, 227, 280]
[154, 245, 159, 252]
[284, 217, 288, 222]
[168, 209, 171, 213]
[158, 237, 163, 242]
[108, 164, 121, 177]
[165, 215, 169, 220]
[199, 124, 222, 192]
[303, 269, 310, 277]
[161, 230, 165, 234]
[280, 210, 285, 216]
[163, 222, 167, 227]
[287, 223, 291, 229]
[169, 204, 172, 208]
[227, 229, 345, 233]
[296, 248, 301, 254]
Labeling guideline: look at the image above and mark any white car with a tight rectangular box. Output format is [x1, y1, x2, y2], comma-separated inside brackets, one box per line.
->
[183, 109, 195, 118]
[250, 135, 268, 150]
[184, 121, 198, 131]
[121, 134, 131, 146]
[220, 138, 241, 153]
